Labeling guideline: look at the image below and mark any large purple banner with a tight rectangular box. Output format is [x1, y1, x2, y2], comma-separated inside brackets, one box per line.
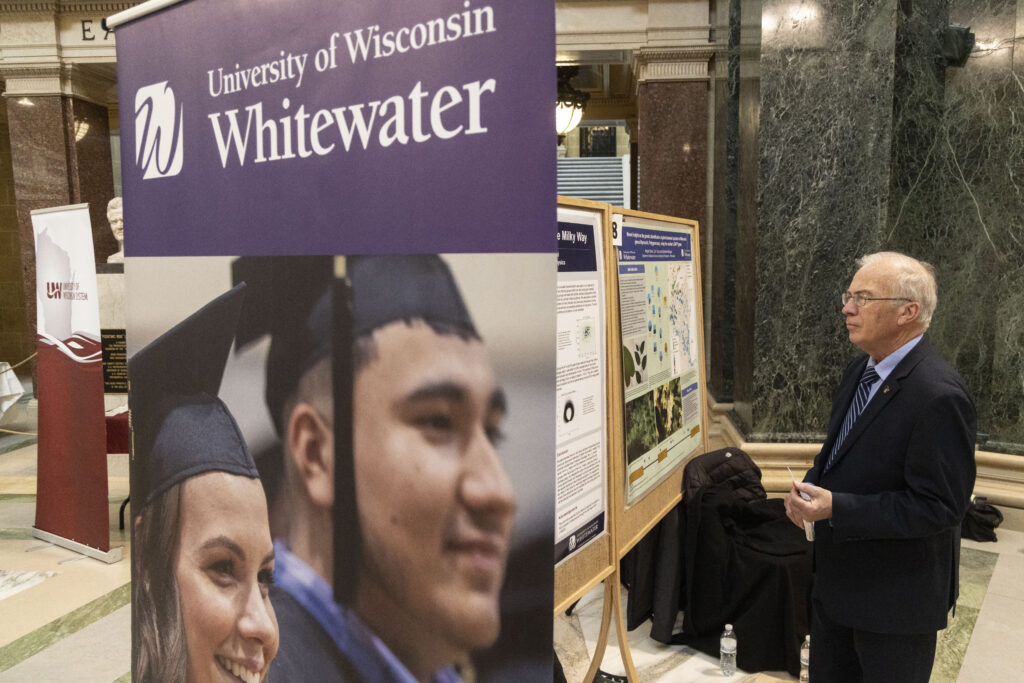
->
[115, 0, 554, 256]
[115, 1, 555, 681]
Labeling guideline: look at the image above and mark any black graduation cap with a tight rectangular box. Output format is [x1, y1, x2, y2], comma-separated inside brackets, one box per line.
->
[128, 283, 257, 511]
[231, 255, 479, 607]
[232, 256, 333, 435]
[231, 256, 334, 350]
[232, 255, 476, 434]
[348, 254, 477, 340]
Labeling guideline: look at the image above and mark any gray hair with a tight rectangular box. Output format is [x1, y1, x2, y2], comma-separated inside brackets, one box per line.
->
[856, 251, 937, 328]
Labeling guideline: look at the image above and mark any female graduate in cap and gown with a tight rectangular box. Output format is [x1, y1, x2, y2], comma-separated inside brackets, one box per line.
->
[129, 284, 279, 683]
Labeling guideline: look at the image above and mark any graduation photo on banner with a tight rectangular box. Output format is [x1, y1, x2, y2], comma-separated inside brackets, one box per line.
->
[126, 255, 553, 681]
[110, 0, 555, 680]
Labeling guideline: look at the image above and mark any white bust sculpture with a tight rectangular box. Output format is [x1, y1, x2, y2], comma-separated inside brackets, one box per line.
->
[106, 197, 124, 263]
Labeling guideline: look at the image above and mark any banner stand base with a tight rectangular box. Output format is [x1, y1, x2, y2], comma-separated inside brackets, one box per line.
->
[32, 527, 123, 564]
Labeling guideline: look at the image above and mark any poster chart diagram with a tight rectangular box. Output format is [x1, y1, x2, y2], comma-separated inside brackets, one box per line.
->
[616, 216, 702, 504]
[555, 205, 607, 564]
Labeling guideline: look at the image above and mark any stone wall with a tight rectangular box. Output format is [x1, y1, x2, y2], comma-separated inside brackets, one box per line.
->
[718, 0, 1024, 455]
[0, 96, 33, 369]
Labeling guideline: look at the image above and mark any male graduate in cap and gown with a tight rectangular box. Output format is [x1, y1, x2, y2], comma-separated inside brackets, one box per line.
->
[235, 255, 517, 682]
[129, 284, 279, 683]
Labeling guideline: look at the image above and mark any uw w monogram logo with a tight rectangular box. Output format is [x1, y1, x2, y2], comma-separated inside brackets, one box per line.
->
[135, 81, 184, 179]
[46, 282, 62, 299]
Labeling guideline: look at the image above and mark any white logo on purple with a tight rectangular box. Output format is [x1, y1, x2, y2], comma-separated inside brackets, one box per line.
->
[134, 81, 184, 179]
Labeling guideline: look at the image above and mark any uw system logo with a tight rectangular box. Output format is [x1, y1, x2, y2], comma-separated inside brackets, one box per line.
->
[134, 81, 184, 179]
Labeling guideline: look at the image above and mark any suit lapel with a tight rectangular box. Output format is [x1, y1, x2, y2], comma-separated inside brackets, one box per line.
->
[825, 337, 932, 473]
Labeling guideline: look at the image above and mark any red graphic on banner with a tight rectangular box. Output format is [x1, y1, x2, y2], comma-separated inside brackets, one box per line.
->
[34, 335, 109, 551]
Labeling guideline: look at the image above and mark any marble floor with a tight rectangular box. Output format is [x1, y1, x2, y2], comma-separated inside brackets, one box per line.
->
[0, 392, 132, 682]
[554, 532, 1022, 682]
[2, 391, 1023, 681]
[0, 441, 131, 681]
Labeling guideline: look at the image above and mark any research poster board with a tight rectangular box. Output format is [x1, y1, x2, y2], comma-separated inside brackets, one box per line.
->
[555, 201, 608, 564]
[30, 204, 115, 559]
[112, 0, 555, 680]
[615, 213, 704, 505]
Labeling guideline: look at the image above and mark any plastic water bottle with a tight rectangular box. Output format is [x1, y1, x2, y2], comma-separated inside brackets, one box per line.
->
[720, 623, 737, 676]
[799, 634, 810, 682]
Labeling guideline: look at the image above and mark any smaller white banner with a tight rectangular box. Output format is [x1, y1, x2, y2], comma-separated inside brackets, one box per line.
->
[32, 204, 102, 358]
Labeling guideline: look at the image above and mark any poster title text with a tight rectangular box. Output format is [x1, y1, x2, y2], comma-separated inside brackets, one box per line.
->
[204, 1, 499, 168]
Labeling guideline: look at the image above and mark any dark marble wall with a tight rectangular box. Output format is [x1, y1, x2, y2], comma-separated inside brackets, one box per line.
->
[885, 0, 1024, 452]
[637, 80, 709, 242]
[750, 0, 900, 440]
[709, 5, 734, 400]
[67, 98, 117, 263]
[0, 96, 32, 367]
[709, 0, 744, 402]
[733, 0, 762, 429]
[715, 0, 1024, 453]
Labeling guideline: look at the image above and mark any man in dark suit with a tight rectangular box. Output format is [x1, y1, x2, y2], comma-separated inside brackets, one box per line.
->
[785, 251, 976, 682]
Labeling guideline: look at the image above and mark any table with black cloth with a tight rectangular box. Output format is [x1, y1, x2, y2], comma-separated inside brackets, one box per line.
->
[672, 484, 813, 676]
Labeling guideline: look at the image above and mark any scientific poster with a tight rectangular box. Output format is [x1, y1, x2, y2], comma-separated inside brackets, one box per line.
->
[555, 206, 606, 564]
[616, 217, 702, 504]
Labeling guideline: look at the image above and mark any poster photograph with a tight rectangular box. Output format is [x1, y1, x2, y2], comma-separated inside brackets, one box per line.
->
[555, 205, 607, 564]
[112, 0, 554, 681]
[616, 218, 703, 504]
[126, 254, 554, 681]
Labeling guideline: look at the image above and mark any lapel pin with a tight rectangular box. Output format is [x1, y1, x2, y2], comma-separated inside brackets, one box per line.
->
[883, 385, 890, 394]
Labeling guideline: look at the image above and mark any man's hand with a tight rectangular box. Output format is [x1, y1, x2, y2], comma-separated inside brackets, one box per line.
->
[785, 481, 833, 526]
[784, 484, 807, 528]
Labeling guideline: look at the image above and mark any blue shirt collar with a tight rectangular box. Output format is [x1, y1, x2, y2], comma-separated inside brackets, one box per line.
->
[868, 334, 923, 382]
[272, 541, 462, 683]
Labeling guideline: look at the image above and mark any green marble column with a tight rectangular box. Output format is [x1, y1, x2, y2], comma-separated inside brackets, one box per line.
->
[728, 0, 1024, 455]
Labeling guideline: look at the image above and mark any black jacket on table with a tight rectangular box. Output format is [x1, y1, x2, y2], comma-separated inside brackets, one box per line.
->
[805, 336, 977, 634]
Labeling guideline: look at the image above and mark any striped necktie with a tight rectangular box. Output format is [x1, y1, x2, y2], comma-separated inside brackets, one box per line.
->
[825, 365, 880, 471]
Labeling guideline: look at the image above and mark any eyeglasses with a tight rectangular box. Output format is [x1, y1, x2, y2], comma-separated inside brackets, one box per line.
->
[841, 292, 912, 307]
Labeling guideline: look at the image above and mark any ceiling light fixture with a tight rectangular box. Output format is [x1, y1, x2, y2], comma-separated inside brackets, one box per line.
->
[556, 66, 589, 137]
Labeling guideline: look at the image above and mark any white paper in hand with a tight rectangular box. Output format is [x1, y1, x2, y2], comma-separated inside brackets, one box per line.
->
[788, 467, 815, 541]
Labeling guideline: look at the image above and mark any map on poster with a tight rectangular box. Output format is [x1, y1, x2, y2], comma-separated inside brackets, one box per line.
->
[555, 208, 606, 564]
[617, 220, 702, 504]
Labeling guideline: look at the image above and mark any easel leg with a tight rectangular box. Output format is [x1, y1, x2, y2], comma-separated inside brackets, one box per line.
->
[584, 580, 615, 682]
[610, 567, 639, 682]
[583, 568, 639, 683]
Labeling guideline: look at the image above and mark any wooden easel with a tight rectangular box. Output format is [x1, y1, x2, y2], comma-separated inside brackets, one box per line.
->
[554, 200, 710, 682]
